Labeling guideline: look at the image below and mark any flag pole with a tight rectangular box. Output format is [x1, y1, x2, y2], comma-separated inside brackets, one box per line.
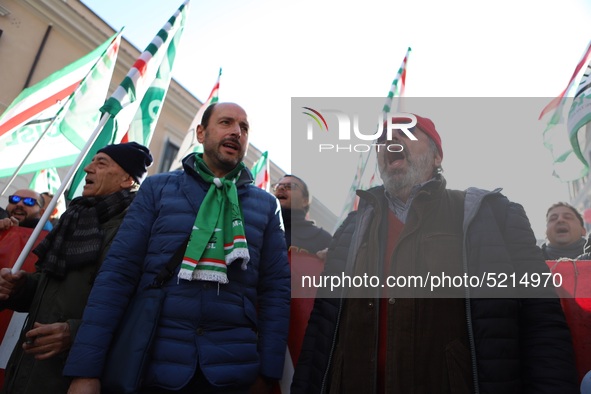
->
[333, 47, 411, 230]
[11, 113, 110, 273]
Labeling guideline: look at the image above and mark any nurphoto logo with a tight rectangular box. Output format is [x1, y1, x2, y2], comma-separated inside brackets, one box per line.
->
[302, 107, 418, 153]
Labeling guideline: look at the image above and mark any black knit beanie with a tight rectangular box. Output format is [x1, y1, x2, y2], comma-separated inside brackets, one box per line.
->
[98, 142, 153, 182]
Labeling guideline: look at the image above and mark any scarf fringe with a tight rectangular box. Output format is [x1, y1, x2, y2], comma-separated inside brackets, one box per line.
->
[192, 270, 229, 284]
[178, 268, 196, 281]
[226, 248, 250, 270]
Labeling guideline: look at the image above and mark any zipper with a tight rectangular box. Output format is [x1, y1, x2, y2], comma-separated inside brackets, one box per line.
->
[462, 189, 501, 394]
[320, 297, 344, 394]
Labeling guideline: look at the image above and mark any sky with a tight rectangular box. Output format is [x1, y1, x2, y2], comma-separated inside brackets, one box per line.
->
[80, 0, 591, 238]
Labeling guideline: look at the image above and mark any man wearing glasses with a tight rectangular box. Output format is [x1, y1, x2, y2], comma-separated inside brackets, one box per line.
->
[0, 189, 52, 231]
[273, 175, 332, 255]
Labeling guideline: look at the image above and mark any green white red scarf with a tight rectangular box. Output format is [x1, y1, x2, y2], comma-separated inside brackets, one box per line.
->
[178, 154, 250, 283]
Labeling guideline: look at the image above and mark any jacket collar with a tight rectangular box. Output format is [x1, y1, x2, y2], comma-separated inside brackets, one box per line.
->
[356, 175, 447, 212]
[181, 153, 254, 190]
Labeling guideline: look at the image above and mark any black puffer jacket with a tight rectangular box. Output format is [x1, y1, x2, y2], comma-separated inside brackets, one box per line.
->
[292, 184, 578, 393]
[282, 208, 332, 254]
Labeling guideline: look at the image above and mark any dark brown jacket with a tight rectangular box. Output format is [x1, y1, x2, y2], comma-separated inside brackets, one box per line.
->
[293, 178, 578, 394]
[1, 209, 127, 394]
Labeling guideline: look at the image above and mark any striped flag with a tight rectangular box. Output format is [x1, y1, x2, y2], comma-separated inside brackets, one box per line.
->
[383, 47, 411, 113]
[28, 167, 66, 224]
[539, 40, 591, 122]
[251, 151, 270, 192]
[169, 68, 221, 171]
[0, 32, 121, 178]
[68, 0, 190, 198]
[565, 63, 591, 175]
[0, 34, 118, 142]
[334, 47, 411, 230]
[29, 168, 61, 194]
[541, 40, 591, 181]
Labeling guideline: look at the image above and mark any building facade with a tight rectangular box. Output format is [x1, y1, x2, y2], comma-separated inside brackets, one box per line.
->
[0, 0, 337, 231]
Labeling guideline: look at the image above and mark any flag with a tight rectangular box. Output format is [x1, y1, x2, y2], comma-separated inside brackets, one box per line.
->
[0, 32, 122, 178]
[251, 151, 270, 192]
[0, 33, 119, 143]
[334, 47, 411, 230]
[67, 0, 190, 198]
[566, 63, 591, 174]
[169, 67, 221, 171]
[539, 40, 591, 121]
[29, 168, 61, 194]
[541, 40, 591, 181]
[383, 47, 411, 113]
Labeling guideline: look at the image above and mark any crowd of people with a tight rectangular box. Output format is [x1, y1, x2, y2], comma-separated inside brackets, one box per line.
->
[0, 103, 588, 393]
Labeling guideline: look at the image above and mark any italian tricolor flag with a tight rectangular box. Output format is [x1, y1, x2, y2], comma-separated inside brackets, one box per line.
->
[0, 32, 122, 178]
[0, 34, 118, 143]
[251, 151, 270, 192]
[68, 0, 190, 198]
[169, 68, 222, 171]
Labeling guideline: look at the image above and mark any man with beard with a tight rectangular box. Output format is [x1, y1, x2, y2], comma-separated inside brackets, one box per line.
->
[542, 202, 587, 260]
[292, 114, 578, 393]
[0, 142, 153, 394]
[65, 103, 290, 394]
[0, 189, 52, 231]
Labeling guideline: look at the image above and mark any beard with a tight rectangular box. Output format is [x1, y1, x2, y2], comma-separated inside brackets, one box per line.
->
[7, 207, 36, 223]
[202, 135, 245, 173]
[380, 150, 436, 201]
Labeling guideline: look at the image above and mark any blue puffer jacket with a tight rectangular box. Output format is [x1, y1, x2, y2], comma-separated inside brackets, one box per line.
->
[64, 155, 291, 390]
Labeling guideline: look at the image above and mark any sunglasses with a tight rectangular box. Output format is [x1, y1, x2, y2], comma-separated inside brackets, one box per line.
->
[272, 183, 301, 192]
[8, 195, 41, 207]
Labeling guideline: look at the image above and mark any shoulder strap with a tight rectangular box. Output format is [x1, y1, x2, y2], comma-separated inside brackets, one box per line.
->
[151, 236, 190, 288]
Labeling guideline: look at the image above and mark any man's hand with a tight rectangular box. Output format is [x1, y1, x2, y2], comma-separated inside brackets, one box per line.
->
[22, 322, 72, 360]
[0, 217, 18, 231]
[316, 248, 328, 261]
[67, 378, 101, 394]
[0, 267, 27, 300]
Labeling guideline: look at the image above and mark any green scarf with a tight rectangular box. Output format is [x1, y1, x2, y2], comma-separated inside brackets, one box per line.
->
[178, 154, 250, 283]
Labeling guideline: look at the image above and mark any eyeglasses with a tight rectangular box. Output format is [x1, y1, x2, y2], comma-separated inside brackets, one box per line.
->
[272, 182, 301, 192]
[8, 195, 41, 207]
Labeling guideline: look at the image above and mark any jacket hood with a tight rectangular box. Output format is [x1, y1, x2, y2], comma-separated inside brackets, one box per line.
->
[463, 187, 503, 232]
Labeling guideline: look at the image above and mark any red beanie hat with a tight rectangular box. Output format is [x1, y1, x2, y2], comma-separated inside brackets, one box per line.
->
[383, 113, 443, 159]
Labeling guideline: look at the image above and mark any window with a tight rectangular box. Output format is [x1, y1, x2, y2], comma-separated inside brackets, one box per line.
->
[158, 139, 179, 173]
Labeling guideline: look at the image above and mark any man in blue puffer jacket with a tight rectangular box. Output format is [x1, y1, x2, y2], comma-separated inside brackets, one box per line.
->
[65, 103, 290, 393]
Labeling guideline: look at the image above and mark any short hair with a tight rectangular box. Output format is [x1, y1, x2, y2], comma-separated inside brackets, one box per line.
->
[281, 174, 310, 214]
[40, 192, 54, 208]
[546, 202, 584, 227]
[200, 103, 218, 129]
